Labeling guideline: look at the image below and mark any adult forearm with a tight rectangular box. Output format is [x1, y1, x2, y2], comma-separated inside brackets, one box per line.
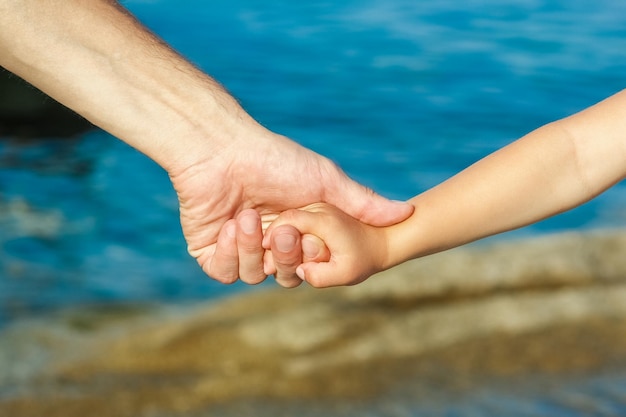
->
[385, 90, 626, 267]
[0, 0, 252, 173]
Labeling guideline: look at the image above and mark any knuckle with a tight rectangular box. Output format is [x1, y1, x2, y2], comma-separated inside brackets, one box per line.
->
[239, 241, 262, 254]
[221, 275, 240, 285]
[210, 271, 239, 285]
[240, 271, 267, 285]
[201, 259, 239, 285]
[275, 274, 303, 289]
[274, 254, 300, 269]
[236, 234, 262, 253]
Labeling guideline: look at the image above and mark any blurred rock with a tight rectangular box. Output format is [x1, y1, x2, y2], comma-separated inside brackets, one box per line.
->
[0, 67, 94, 138]
[1, 231, 626, 416]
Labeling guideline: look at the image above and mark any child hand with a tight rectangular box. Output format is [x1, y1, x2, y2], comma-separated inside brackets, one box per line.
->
[264, 203, 388, 288]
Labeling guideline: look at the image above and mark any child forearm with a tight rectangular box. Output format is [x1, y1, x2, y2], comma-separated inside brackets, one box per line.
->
[385, 89, 626, 268]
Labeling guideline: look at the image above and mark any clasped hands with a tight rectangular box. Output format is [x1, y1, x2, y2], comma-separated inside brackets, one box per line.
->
[211, 208, 330, 288]
[205, 204, 391, 289]
[171, 129, 413, 290]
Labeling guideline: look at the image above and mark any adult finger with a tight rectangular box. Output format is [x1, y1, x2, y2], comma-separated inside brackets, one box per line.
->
[204, 219, 239, 284]
[263, 233, 330, 276]
[236, 209, 267, 285]
[269, 221, 344, 288]
[270, 224, 303, 288]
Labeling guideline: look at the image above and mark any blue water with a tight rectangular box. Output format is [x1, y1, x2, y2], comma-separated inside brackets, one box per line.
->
[1, 0, 625, 319]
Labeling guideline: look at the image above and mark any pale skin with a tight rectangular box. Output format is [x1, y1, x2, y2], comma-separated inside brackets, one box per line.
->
[0, 0, 413, 288]
[266, 89, 626, 287]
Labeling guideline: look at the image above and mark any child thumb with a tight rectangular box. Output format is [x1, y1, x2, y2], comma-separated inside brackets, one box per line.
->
[296, 262, 343, 288]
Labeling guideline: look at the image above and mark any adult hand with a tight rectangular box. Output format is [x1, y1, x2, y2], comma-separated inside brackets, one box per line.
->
[170, 124, 413, 286]
[0, 0, 413, 288]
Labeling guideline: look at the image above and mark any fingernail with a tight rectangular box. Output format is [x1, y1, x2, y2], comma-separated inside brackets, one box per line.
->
[240, 213, 258, 235]
[296, 266, 306, 281]
[302, 237, 320, 259]
[274, 233, 297, 253]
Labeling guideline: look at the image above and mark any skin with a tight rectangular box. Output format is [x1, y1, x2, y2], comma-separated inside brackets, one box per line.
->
[0, 0, 413, 287]
[266, 89, 626, 287]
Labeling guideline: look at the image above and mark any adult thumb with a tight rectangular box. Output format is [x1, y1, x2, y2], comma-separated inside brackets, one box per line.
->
[326, 178, 414, 227]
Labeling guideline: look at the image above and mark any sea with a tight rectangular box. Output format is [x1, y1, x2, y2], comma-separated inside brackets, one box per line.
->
[1, 0, 625, 324]
[0, 0, 625, 414]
